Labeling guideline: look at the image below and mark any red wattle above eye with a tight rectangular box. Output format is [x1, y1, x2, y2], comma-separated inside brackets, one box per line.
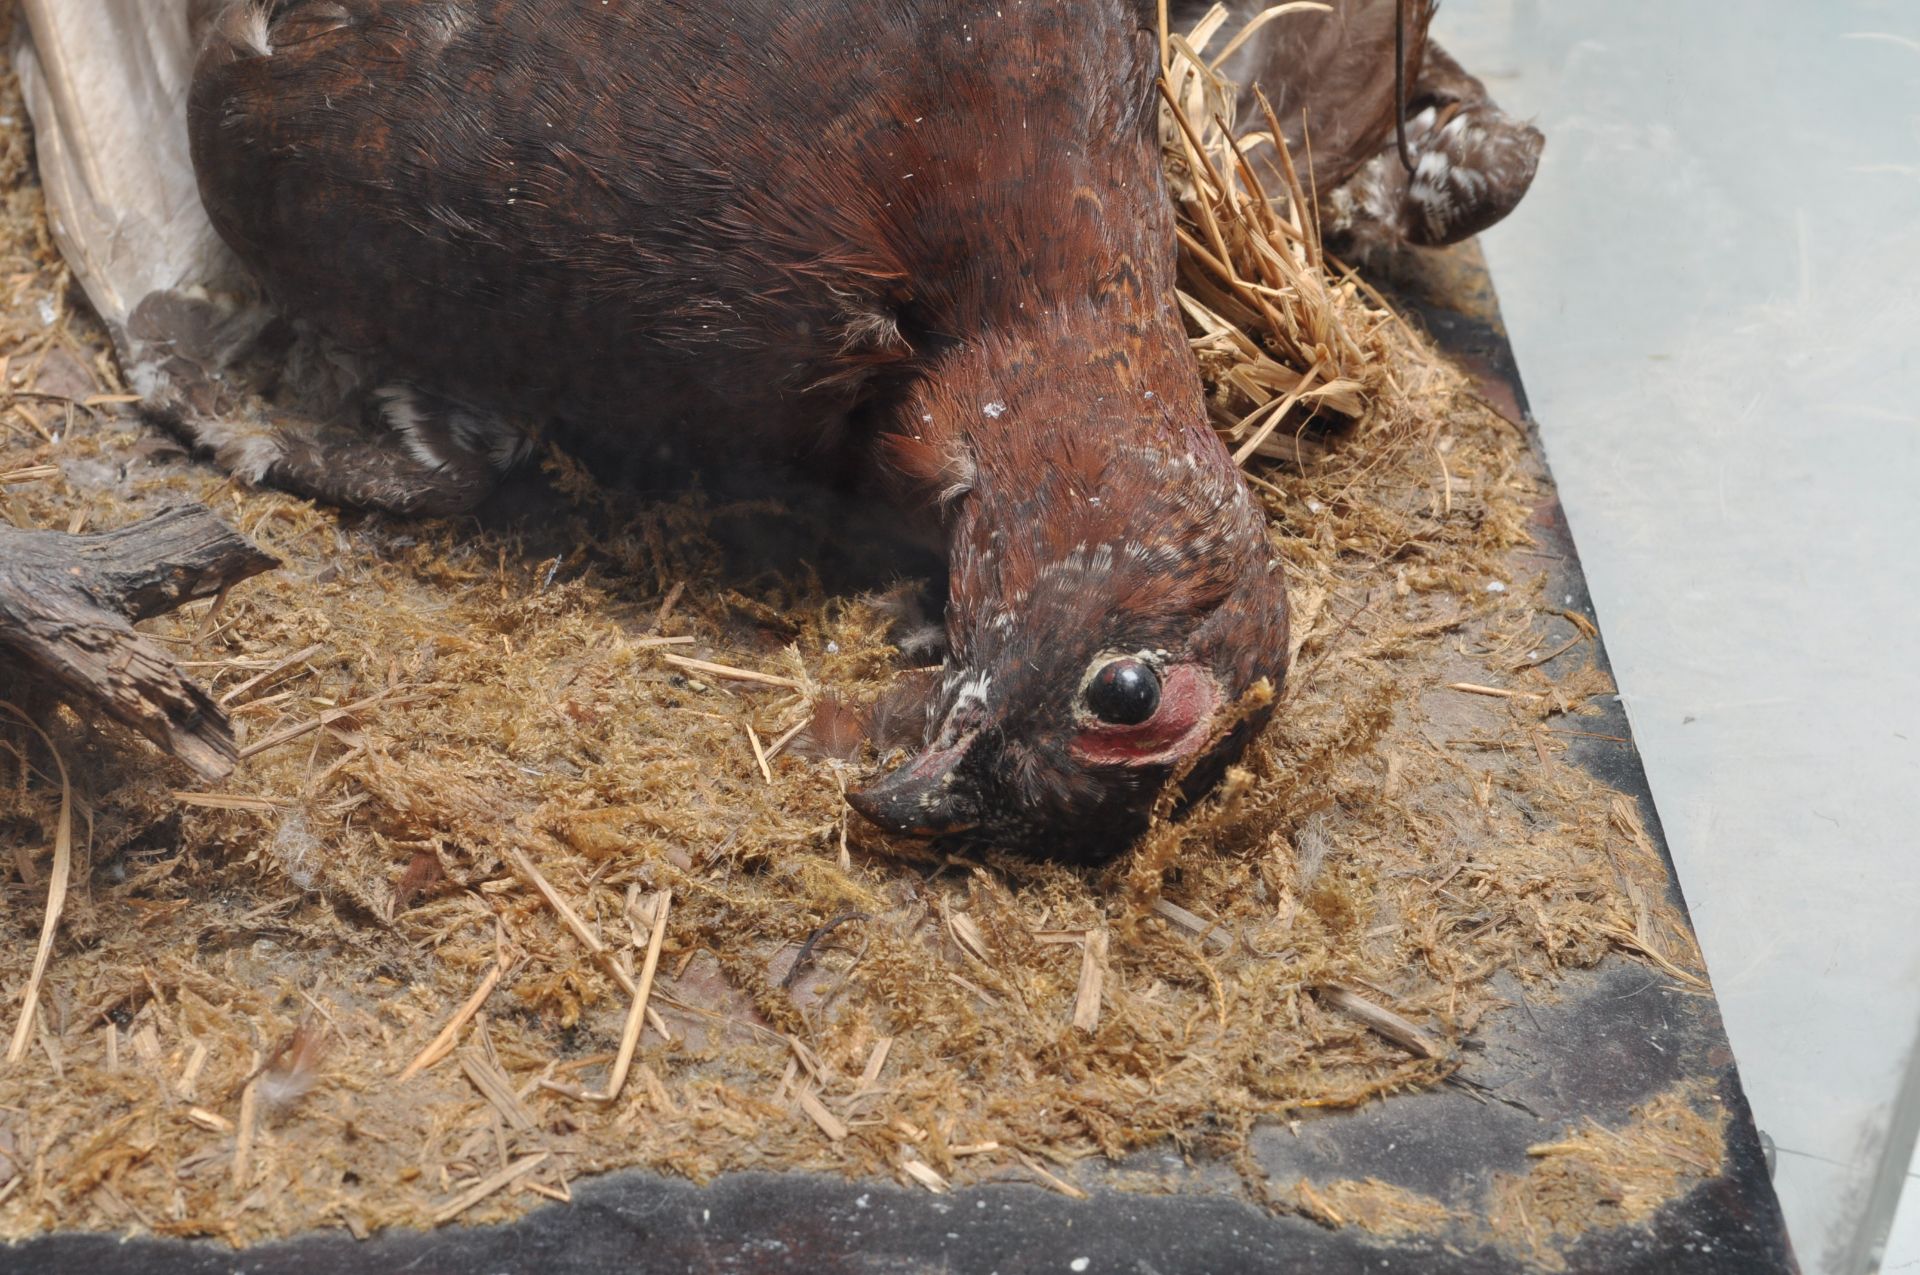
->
[1069, 664, 1220, 767]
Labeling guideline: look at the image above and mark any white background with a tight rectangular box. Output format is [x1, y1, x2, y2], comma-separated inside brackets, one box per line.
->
[1431, 2, 1920, 1270]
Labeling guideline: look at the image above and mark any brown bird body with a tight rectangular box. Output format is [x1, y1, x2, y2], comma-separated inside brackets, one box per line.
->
[189, 0, 1292, 862]
[1173, 0, 1544, 253]
[183, 0, 1527, 861]
[192, 0, 1206, 495]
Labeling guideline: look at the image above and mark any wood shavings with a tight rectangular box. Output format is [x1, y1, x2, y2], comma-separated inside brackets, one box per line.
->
[459, 1050, 538, 1132]
[237, 686, 422, 760]
[847, 1036, 893, 1111]
[1072, 929, 1108, 1033]
[797, 1088, 848, 1143]
[0, 8, 1703, 1251]
[658, 652, 802, 689]
[1018, 1152, 1088, 1200]
[1595, 926, 1711, 991]
[1311, 984, 1441, 1060]
[1151, 898, 1232, 951]
[946, 911, 990, 965]
[899, 1155, 948, 1194]
[431, 1152, 550, 1226]
[1488, 1081, 1726, 1270]
[1447, 681, 1543, 700]
[218, 643, 325, 707]
[1293, 1177, 1457, 1237]
[0, 703, 69, 1064]
[185, 1108, 231, 1135]
[176, 1040, 210, 1101]
[169, 791, 296, 812]
[399, 944, 512, 1081]
[233, 1050, 262, 1195]
[745, 724, 773, 785]
[579, 889, 670, 1103]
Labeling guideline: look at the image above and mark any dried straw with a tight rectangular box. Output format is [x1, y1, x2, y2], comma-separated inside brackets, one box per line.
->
[0, 702, 70, 1065]
[581, 889, 670, 1103]
[0, 9, 1709, 1252]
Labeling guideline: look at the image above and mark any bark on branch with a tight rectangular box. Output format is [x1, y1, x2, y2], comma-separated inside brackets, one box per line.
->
[0, 504, 278, 778]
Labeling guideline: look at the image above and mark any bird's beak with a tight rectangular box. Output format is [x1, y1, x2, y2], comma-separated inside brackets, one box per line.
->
[846, 734, 980, 837]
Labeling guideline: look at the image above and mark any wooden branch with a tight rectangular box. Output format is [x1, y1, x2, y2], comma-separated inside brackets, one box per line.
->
[0, 504, 278, 778]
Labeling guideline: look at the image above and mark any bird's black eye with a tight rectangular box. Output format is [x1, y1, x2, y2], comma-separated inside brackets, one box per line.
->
[1086, 659, 1160, 725]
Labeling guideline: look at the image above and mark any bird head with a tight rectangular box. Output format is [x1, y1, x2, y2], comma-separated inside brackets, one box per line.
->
[849, 364, 1290, 863]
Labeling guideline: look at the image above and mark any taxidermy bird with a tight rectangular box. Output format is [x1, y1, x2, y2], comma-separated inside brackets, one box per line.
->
[1179, 0, 1545, 255]
[180, 0, 1537, 861]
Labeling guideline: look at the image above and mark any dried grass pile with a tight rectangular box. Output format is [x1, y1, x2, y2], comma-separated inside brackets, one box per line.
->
[0, 5, 1715, 1255]
[1489, 1080, 1727, 1271]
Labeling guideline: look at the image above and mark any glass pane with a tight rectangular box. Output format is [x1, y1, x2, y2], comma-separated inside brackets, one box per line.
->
[1433, 4, 1920, 1271]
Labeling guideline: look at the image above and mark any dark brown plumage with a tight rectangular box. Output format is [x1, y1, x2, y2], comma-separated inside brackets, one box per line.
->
[182, 0, 1527, 862]
[1177, 0, 1543, 254]
[188, 0, 1293, 863]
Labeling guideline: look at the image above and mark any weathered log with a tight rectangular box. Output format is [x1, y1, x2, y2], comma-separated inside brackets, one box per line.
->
[0, 504, 278, 778]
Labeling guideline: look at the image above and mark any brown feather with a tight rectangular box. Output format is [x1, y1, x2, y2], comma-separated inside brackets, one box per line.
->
[188, 0, 1313, 858]
[795, 694, 868, 764]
